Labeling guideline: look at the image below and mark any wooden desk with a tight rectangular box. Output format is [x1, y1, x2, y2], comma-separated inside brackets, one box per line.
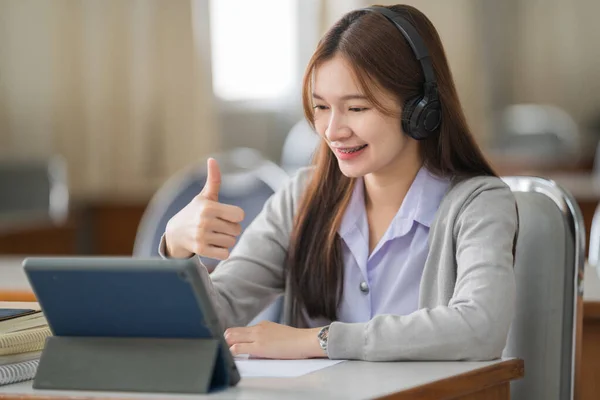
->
[583, 262, 600, 400]
[0, 358, 523, 400]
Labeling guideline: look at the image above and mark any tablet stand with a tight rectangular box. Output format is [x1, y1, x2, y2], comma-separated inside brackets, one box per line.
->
[33, 336, 230, 394]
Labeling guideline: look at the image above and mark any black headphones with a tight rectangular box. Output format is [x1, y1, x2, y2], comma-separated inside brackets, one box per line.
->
[362, 6, 442, 140]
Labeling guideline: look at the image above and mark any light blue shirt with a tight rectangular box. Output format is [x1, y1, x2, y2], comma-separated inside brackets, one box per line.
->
[307, 167, 450, 327]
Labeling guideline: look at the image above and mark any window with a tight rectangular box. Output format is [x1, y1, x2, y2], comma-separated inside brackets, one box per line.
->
[209, 0, 298, 102]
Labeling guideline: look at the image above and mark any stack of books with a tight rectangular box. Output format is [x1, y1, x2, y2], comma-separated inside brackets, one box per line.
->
[0, 303, 51, 386]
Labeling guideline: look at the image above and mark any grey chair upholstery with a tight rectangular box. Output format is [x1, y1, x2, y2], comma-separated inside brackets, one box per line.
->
[501, 176, 585, 400]
[280, 119, 320, 175]
[133, 148, 289, 267]
[0, 156, 69, 229]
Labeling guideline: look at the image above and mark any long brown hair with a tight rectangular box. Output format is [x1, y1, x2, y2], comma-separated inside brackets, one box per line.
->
[287, 4, 496, 325]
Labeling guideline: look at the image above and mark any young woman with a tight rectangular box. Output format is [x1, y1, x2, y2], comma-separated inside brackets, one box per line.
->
[163, 4, 518, 361]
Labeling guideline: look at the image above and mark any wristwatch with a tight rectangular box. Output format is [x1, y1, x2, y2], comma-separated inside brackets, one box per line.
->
[317, 325, 330, 354]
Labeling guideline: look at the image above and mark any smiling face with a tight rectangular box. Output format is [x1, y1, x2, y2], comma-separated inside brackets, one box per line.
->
[311, 54, 421, 179]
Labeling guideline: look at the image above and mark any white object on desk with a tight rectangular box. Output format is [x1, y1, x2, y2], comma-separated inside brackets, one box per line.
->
[0, 359, 39, 386]
[0, 258, 29, 292]
[235, 358, 344, 378]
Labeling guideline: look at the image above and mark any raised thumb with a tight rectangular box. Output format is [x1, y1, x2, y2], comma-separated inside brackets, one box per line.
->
[200, 158, 221, 201]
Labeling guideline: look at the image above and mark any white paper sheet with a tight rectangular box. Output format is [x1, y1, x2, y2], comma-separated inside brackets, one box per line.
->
[234, 358, 345, 378]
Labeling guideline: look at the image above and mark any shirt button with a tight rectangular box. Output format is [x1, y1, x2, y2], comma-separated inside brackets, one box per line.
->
[359, 281, 369, 293]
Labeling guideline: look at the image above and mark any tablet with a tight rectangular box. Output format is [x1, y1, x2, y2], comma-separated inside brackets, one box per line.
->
[22, 256, 240, 389]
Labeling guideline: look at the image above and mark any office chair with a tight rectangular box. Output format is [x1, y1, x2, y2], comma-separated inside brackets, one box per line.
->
[0, 156, 69, 230]
[280, 119, 320, 175]
[133, 147, 289, 267]
[501, 176, 585, 400]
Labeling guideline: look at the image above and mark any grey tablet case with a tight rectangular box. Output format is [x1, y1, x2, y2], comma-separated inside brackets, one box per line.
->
[23, 257, 241, 394]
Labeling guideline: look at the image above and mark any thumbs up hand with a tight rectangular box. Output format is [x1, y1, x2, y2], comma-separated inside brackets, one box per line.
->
[165, 158, 245, 260]
[200, 158, 221, 202]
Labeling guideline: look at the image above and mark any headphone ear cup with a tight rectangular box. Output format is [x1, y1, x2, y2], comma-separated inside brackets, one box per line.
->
[401, 96, 423, 140]
[421, 101, 442, 133]
[401, 97, 442, 140]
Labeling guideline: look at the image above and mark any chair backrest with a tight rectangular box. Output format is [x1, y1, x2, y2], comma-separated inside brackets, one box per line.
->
[133, 148, 290, 270]
[501, 176, 585, 400]
[280, 119, 320, 175]
[494, 104, 580, 160]
[0, 156, 69, 229]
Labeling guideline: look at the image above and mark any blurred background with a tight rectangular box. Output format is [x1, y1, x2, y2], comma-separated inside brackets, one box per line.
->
[1, 0, 600, 258]
[2, 1, 600, 397]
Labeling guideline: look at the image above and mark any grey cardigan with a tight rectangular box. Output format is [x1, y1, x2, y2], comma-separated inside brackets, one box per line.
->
[159, 167, 518, 362]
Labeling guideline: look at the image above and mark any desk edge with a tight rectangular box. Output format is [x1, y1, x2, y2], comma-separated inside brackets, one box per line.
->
[375, 358, 524, 400]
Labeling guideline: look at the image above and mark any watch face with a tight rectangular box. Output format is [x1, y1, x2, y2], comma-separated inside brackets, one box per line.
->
[319, 326, 330, 341]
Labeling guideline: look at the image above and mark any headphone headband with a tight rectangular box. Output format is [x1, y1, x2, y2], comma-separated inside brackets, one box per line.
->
[362, 6, 436, 84]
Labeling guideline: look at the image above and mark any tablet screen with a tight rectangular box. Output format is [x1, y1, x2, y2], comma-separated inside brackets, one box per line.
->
[25, 259, 214, 339]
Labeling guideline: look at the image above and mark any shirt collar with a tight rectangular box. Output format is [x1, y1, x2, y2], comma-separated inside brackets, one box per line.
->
[339, 177, 366, 238]
[399, 166, 450, 229]
[338, 167, 450, 239]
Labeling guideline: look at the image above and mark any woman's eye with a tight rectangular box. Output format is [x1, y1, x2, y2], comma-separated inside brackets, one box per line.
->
[349, 107, 368, 112]
[313, 105, 329, 110]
